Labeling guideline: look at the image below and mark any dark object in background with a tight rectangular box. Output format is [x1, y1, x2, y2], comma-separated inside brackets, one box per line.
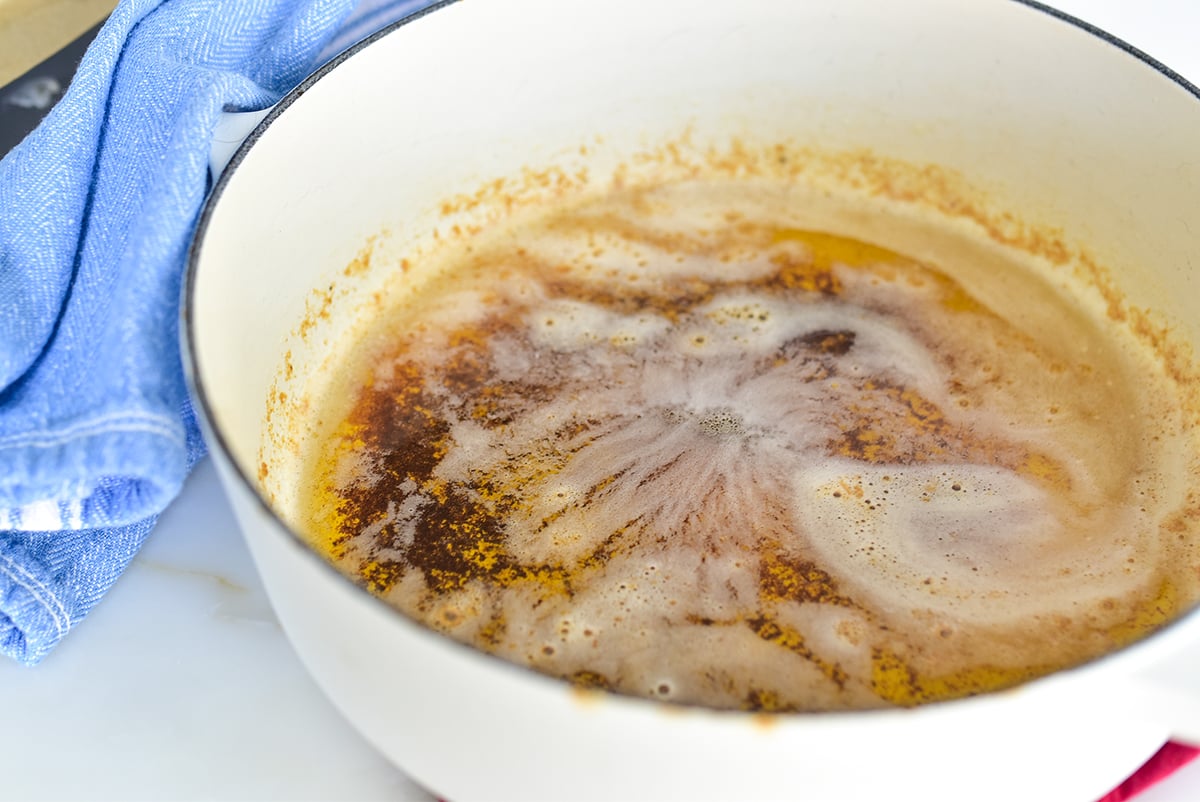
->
[0, 20, 104, 157]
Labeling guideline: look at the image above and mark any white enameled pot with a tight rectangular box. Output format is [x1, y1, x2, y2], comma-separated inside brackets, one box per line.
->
[184, 2, 1200, 799]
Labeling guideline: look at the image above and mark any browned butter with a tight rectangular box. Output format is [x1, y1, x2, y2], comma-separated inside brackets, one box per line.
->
[289, 154, 1200, 712]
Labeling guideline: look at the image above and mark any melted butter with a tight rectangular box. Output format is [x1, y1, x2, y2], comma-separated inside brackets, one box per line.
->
[294, 176, 1200, 712]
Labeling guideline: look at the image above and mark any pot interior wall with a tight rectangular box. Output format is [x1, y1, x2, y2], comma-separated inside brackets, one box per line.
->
[191, 0, 1200, 494]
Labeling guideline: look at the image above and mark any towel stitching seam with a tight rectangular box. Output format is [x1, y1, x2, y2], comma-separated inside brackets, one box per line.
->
[0, 412, 184, 450]
[0, 551, 68, 637]
[2, 421, 184, 451]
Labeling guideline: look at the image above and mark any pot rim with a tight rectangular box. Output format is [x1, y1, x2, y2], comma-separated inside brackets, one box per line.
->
[181, 0, 1200, 721]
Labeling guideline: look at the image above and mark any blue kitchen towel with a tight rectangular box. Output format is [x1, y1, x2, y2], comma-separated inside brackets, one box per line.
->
[0, 0, 434, 665]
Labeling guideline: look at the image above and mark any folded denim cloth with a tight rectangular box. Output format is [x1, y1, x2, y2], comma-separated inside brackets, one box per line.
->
[0, 0, 433, 665]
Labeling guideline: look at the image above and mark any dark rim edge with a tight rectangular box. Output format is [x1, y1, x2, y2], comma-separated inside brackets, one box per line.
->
[1016, 0, 1200, 102]
[182, 0, 1200, 717]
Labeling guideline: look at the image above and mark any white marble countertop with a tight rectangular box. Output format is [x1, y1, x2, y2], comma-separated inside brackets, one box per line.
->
[3, 2, 1200, 800]
[0, 460, 433, 801]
